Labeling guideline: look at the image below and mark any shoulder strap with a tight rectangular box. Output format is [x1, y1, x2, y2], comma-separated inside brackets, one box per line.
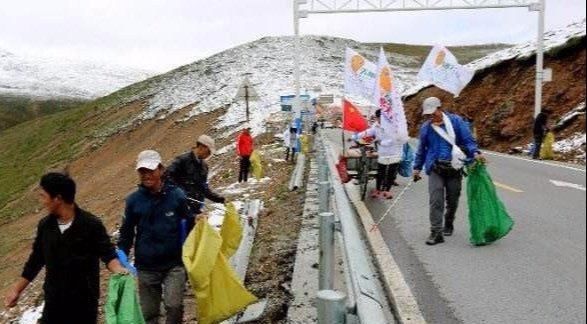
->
[431, 124, 456, 146]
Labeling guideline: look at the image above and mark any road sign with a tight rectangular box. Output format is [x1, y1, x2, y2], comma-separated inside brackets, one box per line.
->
[234, 77, 259, 101]
[234, 77, 259, 122]
[280, 94, 310, 112]
[318, 94, 334, 104]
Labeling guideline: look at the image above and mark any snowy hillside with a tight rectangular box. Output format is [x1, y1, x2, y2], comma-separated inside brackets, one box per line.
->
[0, 49, 153, 99]
[405, 19, 587, 96]
[122, 36, 421, 128]
[119, 21, 585, 134]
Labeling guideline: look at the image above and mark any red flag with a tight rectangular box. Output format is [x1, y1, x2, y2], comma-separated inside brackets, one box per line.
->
[342, 99, 368, 132]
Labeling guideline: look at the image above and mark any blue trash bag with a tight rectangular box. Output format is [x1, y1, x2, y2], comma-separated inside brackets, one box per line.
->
[399, 143, 415, 178]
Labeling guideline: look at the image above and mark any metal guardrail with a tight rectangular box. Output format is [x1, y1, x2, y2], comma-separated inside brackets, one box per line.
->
[315, 131, 390, 324]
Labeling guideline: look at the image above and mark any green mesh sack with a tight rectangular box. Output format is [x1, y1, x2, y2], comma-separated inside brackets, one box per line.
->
[105, 274, 145, 324]
[466, 163, 514, 246]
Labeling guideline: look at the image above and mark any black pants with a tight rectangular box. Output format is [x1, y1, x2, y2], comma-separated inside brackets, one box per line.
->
[40, 298, 98, 324]
[239, 155, 251, 182]
[376, 163, 399, 191]
[285, 147, 296, 162]
[533, 135, 543, 159]
[429, 170, 463, 233]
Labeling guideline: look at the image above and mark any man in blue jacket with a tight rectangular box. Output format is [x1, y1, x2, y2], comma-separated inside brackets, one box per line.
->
[413, 97, 485, 245]
[118, 150, 191, 324]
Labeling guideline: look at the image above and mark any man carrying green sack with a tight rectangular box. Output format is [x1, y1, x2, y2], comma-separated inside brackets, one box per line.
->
[413, 97, 486, 246]
[466, 162, 514, 246]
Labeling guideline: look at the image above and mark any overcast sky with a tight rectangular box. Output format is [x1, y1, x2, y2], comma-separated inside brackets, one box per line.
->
[1, 0, 585, 72]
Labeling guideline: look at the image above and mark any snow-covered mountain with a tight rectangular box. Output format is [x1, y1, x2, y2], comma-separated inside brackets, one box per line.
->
[120, 20, 584, 128]
[0, 50, 154, 99]
[121, 35, 421, 127]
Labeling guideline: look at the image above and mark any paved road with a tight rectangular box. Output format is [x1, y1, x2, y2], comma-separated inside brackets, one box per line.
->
[324, 129, 586, 324]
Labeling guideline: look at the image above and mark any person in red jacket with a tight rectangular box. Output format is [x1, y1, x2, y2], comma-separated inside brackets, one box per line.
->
[237, 127, 254, 182]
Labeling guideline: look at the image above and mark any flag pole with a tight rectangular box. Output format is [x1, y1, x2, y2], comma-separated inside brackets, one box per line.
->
[341, 97, 345, 153]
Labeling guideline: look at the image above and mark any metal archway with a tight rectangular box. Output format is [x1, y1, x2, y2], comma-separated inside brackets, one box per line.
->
[292, 0, 545, 124]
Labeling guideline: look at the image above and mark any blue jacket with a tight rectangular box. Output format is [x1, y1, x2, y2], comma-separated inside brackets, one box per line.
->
[118, 182, 191, 271]
[414, 113, 480, 175]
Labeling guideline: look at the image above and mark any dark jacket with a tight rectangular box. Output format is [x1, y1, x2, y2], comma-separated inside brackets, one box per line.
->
[165, 151, 225, 213]
[414, 113, 480, 175]
[118, 182, 190, 271]
[21, 207, 117, 324]
[533, 112, 548, 137]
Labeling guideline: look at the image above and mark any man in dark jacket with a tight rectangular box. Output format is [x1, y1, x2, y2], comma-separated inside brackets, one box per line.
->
[166, 134, 226, 218]
[413, 97, 485, 245]
[118, 150, 191, 324]
[4, 173, 127, 324]
[533, 108, 551, 159]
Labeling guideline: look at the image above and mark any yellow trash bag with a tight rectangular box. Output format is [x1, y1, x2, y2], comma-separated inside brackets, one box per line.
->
[299, 134, 310, 155]
[182, 204, 257, 324]
[250, 150, 264, 181]
[220, 203, 243, 258]
[540, 131, 555, 160]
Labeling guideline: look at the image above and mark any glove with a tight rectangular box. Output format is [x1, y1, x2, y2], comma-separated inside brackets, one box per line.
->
[115, 249, 137, 276]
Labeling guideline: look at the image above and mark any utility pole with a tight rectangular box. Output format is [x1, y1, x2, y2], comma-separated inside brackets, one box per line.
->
[245, 84, 250, 122]
[234, 75, 258, 123]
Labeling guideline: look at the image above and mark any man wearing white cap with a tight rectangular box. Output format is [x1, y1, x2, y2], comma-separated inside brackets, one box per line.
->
[166, 135, 226, 222]
[118, 150, 191, 324]
[413, 97, 485, 245]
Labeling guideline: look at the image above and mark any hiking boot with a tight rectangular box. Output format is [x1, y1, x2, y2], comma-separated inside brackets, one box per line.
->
[426, 232, 445, 245]
[443, 225, 454, 237]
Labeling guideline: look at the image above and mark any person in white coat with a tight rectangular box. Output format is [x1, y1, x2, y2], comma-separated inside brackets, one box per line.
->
[283, 127, 297, 162]
[354, 109, 407, 199]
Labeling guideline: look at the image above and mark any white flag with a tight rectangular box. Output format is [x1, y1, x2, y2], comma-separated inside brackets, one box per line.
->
[344, 48, 377, 104]
[374, 48, 409, 143]
[417, 45, 474, 97]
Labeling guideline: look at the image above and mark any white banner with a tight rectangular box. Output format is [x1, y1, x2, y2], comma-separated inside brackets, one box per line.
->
[417, 45, 474, 97]
[344, 47, 377, 104]
[374, 48, 409, 143]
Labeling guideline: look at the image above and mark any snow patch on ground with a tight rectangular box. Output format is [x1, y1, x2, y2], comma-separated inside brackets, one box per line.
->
[208, 200, 248, 229]
[220, 177, 272, 195]
[553, 133, 586, 154]
[556, 102, 586, 129]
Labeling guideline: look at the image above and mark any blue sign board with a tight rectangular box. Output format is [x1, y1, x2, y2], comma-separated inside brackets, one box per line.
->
[280, 94, 310, 111]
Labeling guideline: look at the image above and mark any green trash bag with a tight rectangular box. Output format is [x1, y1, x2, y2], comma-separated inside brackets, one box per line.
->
[105, 274, 146, 324]
[466, 163, 514, 246]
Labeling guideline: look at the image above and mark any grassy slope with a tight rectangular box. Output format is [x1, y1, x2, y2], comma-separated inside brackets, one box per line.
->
[0, 95, 86, 131]
[0, 80, 155, 222]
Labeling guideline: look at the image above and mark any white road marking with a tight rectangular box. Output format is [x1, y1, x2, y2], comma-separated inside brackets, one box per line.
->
[550, 180, 587, 191]
[483, 151, 586, 173]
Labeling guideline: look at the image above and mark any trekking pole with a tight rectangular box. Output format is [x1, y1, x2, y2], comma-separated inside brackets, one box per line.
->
[369, 179, 414, 233]
[186, 197, 226, 211]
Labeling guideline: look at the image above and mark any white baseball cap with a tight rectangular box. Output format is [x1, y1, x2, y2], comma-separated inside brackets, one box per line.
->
[197, 135, 216, 155]
[136, 150, 162, 170]
[422, 97, 442, 115]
